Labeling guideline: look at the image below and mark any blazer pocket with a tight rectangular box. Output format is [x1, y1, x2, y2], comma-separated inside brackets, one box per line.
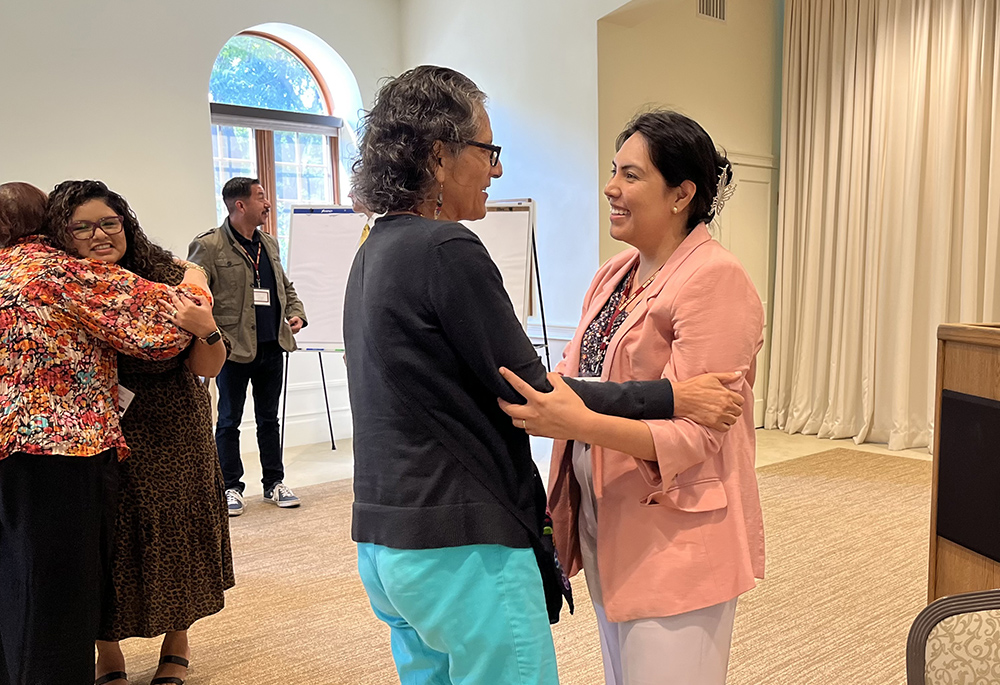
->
[640, 477, 728, 512]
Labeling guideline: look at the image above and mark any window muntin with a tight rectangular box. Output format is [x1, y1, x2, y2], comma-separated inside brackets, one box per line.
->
[274, 130, 334, 265]
[211, 125, 257, 223]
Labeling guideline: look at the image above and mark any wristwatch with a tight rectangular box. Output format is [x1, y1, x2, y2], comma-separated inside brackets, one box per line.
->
[199, 329, 223, 345]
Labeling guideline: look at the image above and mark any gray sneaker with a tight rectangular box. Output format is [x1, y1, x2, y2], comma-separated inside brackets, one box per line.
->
[226, 488, 245, 517]
[264, 482, 300, 508]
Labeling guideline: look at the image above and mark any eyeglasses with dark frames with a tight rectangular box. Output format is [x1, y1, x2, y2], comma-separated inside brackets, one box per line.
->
[68, 215, 125, 240]
[465, 140, 502, 167]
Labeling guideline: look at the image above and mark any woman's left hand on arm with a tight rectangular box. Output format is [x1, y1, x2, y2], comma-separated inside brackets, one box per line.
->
[497, 367, 593, 440]
[164, 291, 217, 339]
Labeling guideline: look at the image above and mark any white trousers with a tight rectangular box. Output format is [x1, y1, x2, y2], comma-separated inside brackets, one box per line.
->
[572, 442, 738, 685]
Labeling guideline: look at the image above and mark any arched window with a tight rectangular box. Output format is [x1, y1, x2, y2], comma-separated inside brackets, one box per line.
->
[210, 34, 326, 114]
[209, 32, 342, 258]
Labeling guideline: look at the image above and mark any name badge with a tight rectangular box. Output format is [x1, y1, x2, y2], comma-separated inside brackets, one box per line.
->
[117, 385, 136, 416]
[253, 288, 271, 306]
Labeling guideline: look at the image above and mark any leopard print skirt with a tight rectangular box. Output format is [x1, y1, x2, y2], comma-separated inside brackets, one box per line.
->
[99, 354, 236, 640]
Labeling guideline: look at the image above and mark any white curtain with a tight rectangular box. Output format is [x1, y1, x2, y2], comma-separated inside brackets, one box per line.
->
[766, 0, 1000, 450]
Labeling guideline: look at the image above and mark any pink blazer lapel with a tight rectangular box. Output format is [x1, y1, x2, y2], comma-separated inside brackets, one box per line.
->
[602, 225, 714, 378]
[588, 253, 639, 320]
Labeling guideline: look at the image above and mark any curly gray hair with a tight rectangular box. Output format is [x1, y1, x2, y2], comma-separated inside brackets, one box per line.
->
[351, 65, 486, 214]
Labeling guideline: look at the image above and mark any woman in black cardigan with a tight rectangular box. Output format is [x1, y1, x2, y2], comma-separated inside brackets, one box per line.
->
[344, 65, 742, 685]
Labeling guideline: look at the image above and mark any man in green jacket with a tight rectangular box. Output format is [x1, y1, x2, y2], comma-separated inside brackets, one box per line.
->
[188, 177, 308, 516]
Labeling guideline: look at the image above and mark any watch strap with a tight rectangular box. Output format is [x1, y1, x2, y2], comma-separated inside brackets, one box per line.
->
[200, 329, 222, 345]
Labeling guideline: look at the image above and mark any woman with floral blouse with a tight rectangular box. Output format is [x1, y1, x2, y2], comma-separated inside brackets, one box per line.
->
[0, 182, 207, 685]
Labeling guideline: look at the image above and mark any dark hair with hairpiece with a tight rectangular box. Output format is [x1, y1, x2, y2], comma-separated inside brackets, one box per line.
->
[43, 180, 182, 283]
[222, 176, 261, 212]
[0, 182, 49, 247]
[616, 110, 731, 232]
[351, 65, 486, 213]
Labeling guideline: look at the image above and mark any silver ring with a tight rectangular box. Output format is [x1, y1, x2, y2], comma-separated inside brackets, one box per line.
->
[170, 309, 178, 317]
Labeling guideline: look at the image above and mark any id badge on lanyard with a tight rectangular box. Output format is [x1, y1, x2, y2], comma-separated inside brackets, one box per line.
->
[241, 239, 271, 307]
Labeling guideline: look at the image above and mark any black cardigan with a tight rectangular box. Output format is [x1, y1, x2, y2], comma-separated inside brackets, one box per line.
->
[344, 214, 673, 550]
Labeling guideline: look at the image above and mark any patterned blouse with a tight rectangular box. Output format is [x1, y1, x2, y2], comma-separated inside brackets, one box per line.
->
[578, 269, 632, 378]
[0, 237, 200, 460]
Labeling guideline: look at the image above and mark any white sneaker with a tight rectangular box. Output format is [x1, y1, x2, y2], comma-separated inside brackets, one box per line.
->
[226, 488, 245, 517]
[264, 482, 300, 508]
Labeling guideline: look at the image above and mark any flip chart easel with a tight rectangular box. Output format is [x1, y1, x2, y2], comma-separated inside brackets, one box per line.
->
[281, 200, 551, 452]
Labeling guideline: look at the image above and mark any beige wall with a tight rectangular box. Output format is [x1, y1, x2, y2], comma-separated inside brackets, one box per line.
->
[402, 0, 632, 330]
[1, 0, 782, 443]
[0, 0, 401, 449]
[597, 0, 784, 262]
[0, 0, 401, 257]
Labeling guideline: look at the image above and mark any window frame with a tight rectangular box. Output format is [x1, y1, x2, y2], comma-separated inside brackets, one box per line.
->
[209, 31, 343, 236]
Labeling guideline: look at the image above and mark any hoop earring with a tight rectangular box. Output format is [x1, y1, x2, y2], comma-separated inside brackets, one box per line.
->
[434, 185, 444, 220]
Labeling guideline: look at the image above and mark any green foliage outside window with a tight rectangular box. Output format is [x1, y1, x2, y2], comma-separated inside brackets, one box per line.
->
[210, 35, 326, 114]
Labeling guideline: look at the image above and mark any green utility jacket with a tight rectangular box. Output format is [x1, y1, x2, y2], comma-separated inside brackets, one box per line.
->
[187, 219, 307, 364]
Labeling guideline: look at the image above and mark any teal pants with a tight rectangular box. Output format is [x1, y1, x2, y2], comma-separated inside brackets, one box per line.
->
[357, 543, 560, 685]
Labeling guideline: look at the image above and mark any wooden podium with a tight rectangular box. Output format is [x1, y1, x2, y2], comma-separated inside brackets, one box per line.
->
[928, 323, 1000, 601]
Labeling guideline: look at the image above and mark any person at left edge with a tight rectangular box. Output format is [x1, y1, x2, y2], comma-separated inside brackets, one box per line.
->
[187, 178, 308, 515]
[0, 182, 201, 685]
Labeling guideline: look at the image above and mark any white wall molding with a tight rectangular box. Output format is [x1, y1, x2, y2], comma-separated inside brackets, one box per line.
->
[279, 379, 348, 392]
[239, 378, 352, 449]
[728, 151, 778, 169]
[526, 322, 578, 342]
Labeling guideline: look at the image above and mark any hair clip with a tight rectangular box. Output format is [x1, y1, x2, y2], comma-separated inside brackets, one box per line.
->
[709, 166, 736, 219]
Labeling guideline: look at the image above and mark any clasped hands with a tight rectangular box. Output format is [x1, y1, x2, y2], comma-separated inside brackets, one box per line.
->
[162, 291, 217, 339]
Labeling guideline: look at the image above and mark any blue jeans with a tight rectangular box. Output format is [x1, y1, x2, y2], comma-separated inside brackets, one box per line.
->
[215, 341, 284, 493]
[357, 543, 559, 685]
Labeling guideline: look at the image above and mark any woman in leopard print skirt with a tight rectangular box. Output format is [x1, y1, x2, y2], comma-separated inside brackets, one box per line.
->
[46, 180, 235, 685]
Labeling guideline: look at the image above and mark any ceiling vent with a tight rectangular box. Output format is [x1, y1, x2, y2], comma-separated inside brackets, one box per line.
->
[699, 0, 726, 21]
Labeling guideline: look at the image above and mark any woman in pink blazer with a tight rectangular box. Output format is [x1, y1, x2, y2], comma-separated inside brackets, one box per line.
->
[500, 110, 765, 685]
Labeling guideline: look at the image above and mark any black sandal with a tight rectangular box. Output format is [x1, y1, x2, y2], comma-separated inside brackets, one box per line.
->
[94, 672, 128, 685]
[150, 655, 189, 685]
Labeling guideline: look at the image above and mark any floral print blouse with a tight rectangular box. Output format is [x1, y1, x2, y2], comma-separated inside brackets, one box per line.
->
[0, 237, 200, 460]
[578, 269, 631, 378]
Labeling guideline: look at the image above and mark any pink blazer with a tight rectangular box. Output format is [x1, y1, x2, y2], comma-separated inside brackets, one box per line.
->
[548, 225, 765, 622]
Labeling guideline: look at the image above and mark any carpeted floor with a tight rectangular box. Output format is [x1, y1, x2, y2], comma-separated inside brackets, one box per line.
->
[118, 448, 932, 684]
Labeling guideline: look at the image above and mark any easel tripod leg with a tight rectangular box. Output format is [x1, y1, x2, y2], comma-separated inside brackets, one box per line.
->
[318, 351, 336, 450]
[280, 350, 289, 457]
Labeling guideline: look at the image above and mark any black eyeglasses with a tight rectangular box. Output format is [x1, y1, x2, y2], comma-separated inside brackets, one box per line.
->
[465, 140, 502, 167]
[68, 215, 125, 240]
